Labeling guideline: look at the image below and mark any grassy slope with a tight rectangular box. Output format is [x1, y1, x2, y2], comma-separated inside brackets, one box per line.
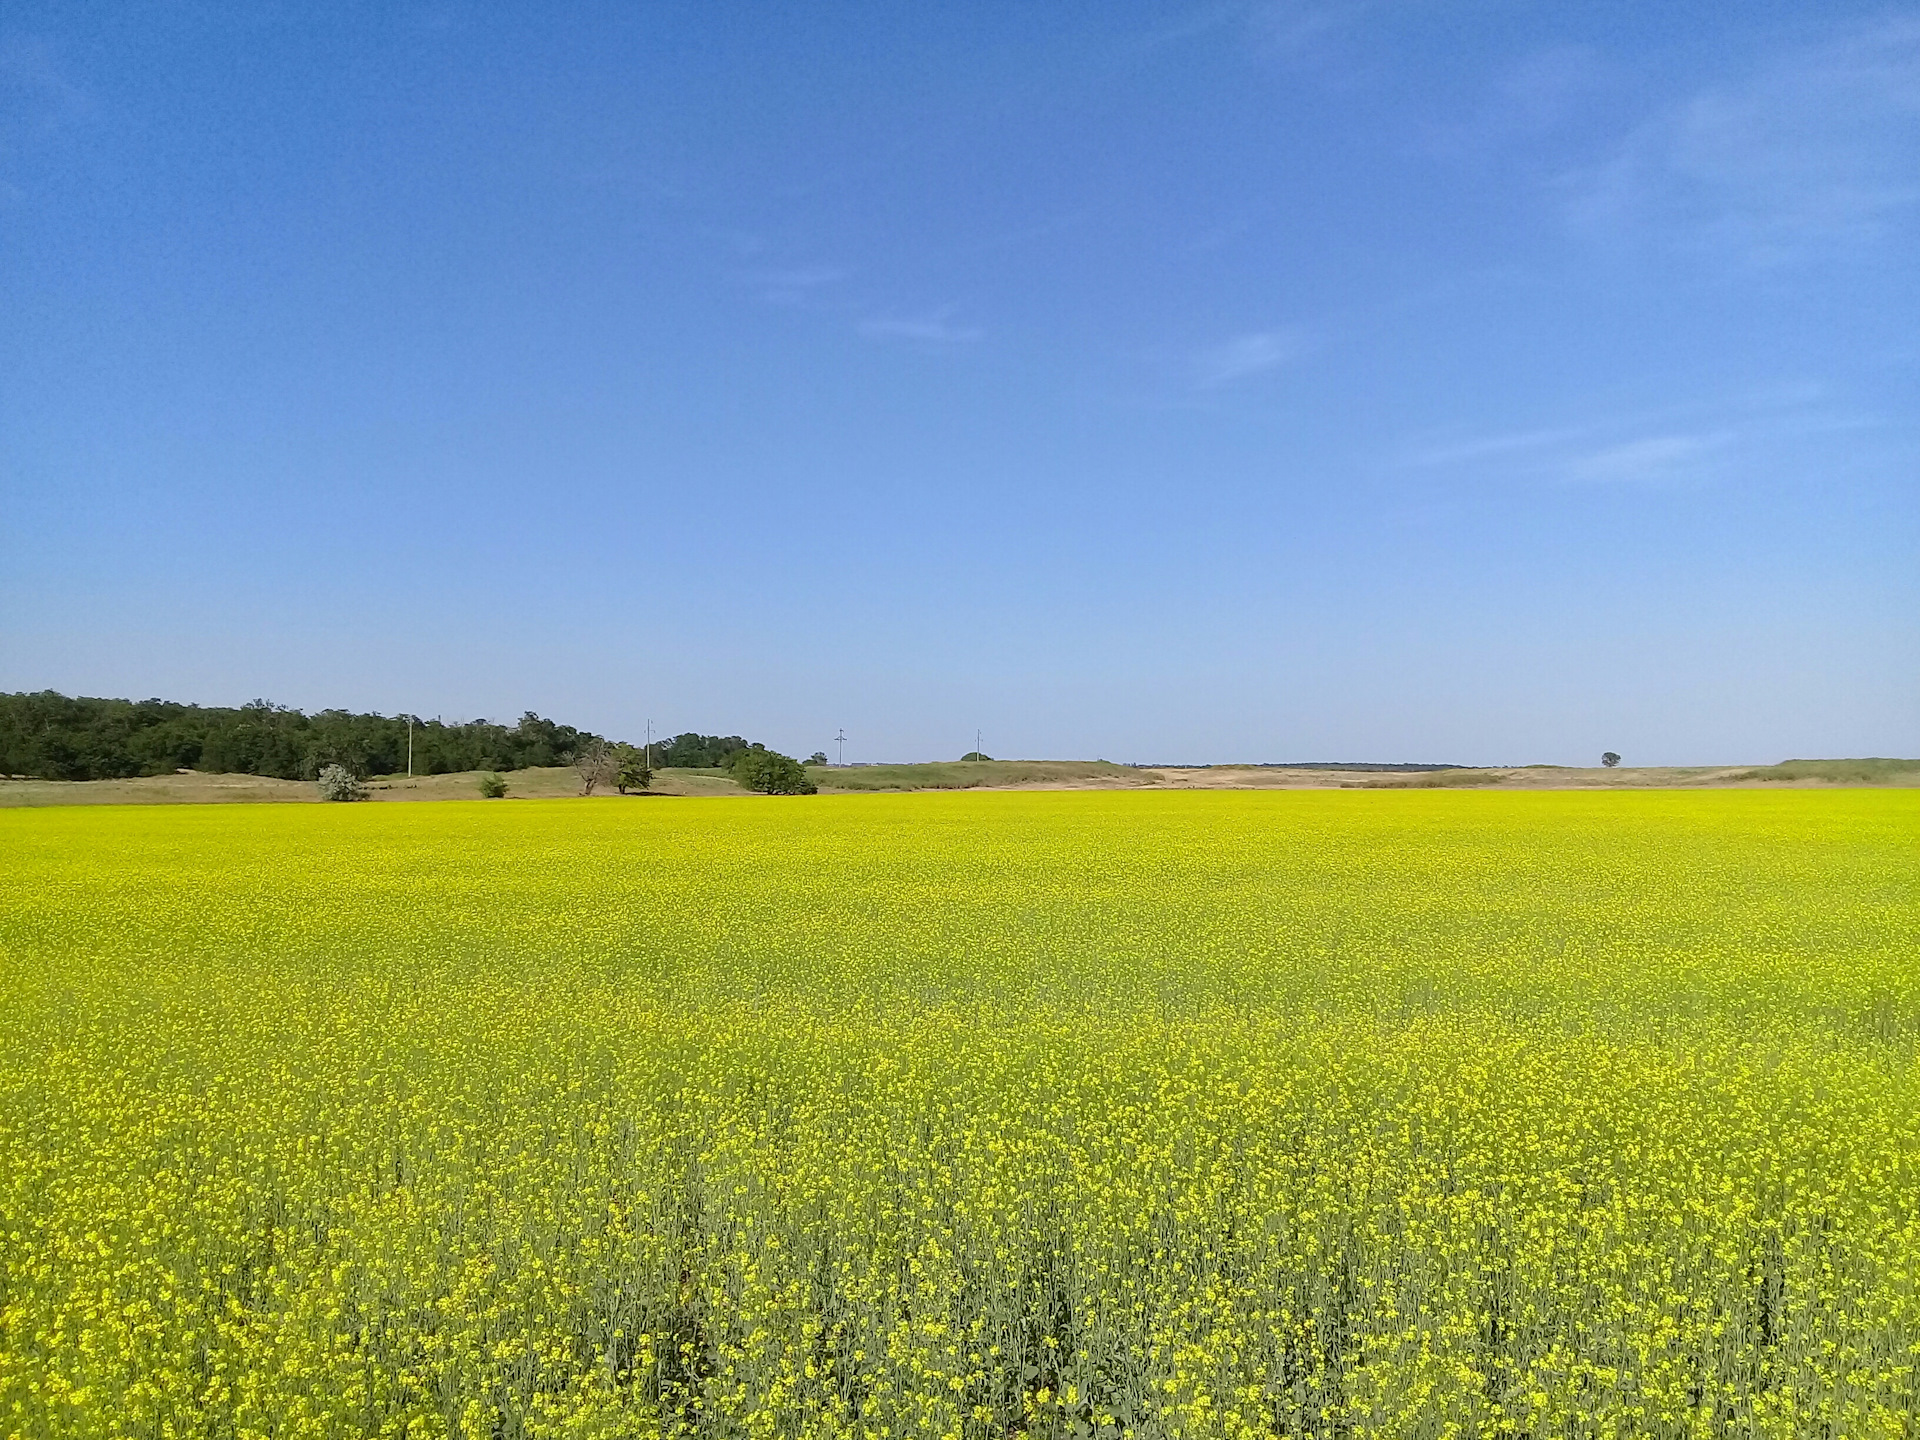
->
[808, 759, 1146, 792]
[0, 766, 749, 807]
[1724, 758, 1920, 785]
[4, 757, 1915, 807]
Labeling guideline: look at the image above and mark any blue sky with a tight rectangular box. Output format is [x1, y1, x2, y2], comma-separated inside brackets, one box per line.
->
[3, 3, 1915, 764]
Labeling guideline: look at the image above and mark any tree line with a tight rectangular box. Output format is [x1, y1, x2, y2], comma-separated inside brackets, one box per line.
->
[0, 692, 604, 781]
[0, 691, 818, 786]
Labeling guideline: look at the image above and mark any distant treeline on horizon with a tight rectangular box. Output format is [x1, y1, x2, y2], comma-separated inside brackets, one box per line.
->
[0, 691, 761, 783]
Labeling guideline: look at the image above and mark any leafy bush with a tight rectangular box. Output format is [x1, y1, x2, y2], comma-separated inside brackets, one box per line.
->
[315, 764, 366, 802]
[728, 746, 817, 794]
[477, 772, 508, 798]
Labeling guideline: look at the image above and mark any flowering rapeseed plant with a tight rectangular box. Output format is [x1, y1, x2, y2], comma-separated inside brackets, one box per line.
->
[0, 789, 1915, 1437]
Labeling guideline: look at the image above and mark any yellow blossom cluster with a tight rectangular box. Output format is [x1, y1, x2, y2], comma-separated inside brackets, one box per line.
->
[1, 789, 1916, 1438]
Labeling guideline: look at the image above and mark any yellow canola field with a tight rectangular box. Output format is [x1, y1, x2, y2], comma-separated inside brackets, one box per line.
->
[1, 789, 1917, 1439]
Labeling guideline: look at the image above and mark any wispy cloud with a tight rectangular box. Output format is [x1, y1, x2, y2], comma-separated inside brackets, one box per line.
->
[1245, 1, 1368, 64]
[1561, 431, 1736, 484]
[1403, 425, 1593, 469]
[858, 307, 983, 344]
[1398, 390, 1878, 486]
[1561, 19, 1920, 265]
[735, 265, 848, 306]
[1, 36, 94, 157]
[1191, 329, 1305, 387]
[1424, 45, 1612, 160]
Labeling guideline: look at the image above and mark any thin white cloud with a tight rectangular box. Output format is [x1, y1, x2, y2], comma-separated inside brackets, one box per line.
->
[1245, 1, 1368, 63]
[1398, 390, 1880, 487]
[1561, 19, 1920, 265]
[735, 265, 849, 307]
[1403, 425, 1594, 468]
[1561, 431, 1735, 484]
[1425, 45, 1612, 160]
[1192, 329, 1305, 387]
[859, 309, 983, 344]
[740, 265, 846, 288]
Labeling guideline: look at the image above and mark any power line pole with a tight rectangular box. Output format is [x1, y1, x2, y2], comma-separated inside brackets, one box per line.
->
[976, 728, 982, 760]
[645, 718, 652, 772]
[836, 728, 846, 766]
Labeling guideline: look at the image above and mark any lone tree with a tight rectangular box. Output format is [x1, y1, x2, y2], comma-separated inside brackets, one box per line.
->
[728, 746, 818, 795]
[806, 751, 829, 766]
[960, 751, 992, 762]
[614, 744, 652, 795]
[572, 740, 616, 796]
[315, 764, 366, 802]
[1601, 751, 1622, 768]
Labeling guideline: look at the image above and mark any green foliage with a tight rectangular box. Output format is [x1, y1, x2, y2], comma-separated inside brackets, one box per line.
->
[314, 764, 366, 802]
[657, 732, 753, 769]
[727, 745, 818, 794]
[805, 751, 829, 766]
[1602, 751, 1622, 767]
[477, 772, 508, 799]
[1366, 768, 1504, 789]
[960, 750, 992, 761]
[0, 691, 599, 781]
[613, 745, 652, 794]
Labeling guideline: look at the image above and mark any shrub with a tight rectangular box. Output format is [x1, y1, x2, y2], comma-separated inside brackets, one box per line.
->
[478, 772, 508, 798]
[728, 746, 818, 795]
[315, 764, 366, 802]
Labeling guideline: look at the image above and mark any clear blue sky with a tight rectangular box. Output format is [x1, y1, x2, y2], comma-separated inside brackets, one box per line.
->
[3, 4, 1915, 764]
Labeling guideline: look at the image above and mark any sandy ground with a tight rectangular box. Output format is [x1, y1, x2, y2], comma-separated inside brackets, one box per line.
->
[1136, 765, 1765, 790]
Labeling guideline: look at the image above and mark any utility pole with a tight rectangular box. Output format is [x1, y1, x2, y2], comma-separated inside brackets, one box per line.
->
[836, 728, 847, 766]
[976, 728, 982, 760]
[645, 718, 653, 772]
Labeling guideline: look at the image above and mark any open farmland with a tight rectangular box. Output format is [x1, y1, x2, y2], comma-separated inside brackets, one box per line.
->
[2, 791, 1917, 1438]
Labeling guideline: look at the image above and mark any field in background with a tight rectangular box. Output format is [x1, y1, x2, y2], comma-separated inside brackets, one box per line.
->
[5, 756, 1914, 806]
[3, 790, 1917, 1437]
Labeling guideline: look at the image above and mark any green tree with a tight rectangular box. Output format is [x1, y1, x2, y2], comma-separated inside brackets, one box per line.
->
[614, 744, 652, 794]
[1601, 752, 1622, 768]
[728, 747, 818, 795]
[315, 764, 366, 801]
[477, 772, 508, 798]
[0, 691, 609, 781]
